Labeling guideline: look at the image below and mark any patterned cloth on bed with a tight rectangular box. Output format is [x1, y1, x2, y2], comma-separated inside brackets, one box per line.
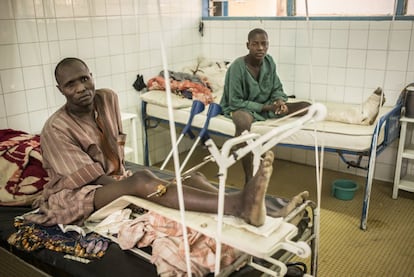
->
[147, 69, 215, 105]
[117, 210, 244, 277]
[7, 216, 110, 259]
[0, 129, 49, 206]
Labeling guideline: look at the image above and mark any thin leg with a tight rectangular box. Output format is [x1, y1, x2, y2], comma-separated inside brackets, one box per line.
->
[286, 101, 311, 116]
[94, 151, 278, 226]
[231, 110, 255, 183]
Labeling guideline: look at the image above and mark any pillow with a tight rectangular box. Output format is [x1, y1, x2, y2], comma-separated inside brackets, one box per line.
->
[140, 90, 193, 108]
[196, 62, 227, 93]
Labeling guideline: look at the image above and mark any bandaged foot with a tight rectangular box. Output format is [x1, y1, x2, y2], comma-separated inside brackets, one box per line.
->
[241, 151, 274, 227]
[325, 87, 385, 125]
[363, 87, 385, 125]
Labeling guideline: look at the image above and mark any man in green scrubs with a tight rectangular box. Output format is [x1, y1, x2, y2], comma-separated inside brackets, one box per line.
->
[220, 28, 310, 182]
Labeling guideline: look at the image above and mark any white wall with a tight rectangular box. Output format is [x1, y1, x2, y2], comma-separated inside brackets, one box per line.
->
[0, 0, 202, 164]
[202, 20, 413, 105]
[201, 19, 414, 181]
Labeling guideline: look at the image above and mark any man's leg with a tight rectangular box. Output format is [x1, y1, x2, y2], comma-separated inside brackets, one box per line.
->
[285, 101, 311, 116]
[94, 151, 310, 226]
[94, 151, 276, 226]
[231, 110, 255, 183]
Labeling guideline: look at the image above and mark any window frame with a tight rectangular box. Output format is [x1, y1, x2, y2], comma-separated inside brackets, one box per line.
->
[202, 0, 414, 20]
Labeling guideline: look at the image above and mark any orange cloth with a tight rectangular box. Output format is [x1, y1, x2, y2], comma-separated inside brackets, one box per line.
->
[147, 76, 214, 105]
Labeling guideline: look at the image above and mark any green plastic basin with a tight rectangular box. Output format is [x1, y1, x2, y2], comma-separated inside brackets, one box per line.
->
[331, 179, 359, 201]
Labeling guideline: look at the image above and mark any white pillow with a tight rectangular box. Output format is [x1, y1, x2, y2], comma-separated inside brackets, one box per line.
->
[140, 90, 193, 108]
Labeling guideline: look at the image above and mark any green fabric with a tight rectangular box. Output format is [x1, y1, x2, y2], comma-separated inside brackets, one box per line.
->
[220, 54, 288, 121]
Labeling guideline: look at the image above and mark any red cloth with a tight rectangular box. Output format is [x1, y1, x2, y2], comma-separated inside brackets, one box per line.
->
[147, 76, 214, 105]
[0, 129, 49, 206]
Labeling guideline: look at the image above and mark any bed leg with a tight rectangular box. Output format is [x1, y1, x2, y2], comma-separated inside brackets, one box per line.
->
[141, 101, 150, 166]
[360, 127, 380, 231]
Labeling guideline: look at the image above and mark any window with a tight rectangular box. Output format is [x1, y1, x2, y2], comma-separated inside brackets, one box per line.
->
[208, 0, 282, 17]
[295, 0, 396, 16]
[407, 0, 414, 14]
[205, 0, 414, 18]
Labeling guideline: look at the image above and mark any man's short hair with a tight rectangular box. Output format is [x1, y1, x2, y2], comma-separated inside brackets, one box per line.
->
[54, 57, 89, 84]
[247, 28, 268, 42]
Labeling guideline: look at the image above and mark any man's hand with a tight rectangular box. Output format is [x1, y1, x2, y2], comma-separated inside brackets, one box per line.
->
[262, 99, 288, 114]
[273, 99, 288, 115]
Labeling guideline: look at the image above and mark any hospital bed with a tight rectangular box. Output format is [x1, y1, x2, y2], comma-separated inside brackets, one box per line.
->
[140, 64, 404, 231]
[0, 161, 318, 277]
[87, 104, 328, 276]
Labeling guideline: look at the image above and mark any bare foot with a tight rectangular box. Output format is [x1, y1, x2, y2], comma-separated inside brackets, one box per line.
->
[241, 151, 274, 226]
[267, 191, 309, 219]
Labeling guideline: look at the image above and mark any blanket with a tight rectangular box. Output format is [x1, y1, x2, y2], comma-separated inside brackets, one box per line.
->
[0, 129, 48, 206]
[147, 71, 214, 105]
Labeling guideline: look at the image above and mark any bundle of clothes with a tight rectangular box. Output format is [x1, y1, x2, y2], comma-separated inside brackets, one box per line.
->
[146, 59, 230, 106]
[147, 70, 215, 105]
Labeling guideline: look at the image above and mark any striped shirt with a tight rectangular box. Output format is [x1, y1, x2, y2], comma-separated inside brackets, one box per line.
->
[26, 89, 126, 226]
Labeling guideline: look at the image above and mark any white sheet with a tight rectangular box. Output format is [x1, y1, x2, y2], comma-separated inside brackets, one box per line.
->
[145, 101, 391, 152]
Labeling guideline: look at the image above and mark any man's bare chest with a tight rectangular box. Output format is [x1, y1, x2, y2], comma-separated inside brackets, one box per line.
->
[246, 65, 260, 81]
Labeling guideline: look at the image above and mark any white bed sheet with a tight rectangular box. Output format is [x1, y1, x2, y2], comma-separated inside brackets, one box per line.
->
[145, 101, 391, 152]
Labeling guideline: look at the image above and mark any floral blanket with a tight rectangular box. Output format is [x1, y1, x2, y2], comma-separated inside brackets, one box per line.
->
[0, 129, 49, 206]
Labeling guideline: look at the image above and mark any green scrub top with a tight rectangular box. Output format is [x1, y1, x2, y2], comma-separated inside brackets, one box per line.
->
[220, 54, 288, 121]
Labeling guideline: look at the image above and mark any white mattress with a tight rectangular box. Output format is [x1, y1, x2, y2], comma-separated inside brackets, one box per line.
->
[145, 102, 392, 152]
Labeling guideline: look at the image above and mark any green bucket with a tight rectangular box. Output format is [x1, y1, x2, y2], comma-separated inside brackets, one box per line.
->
[331, 179, 359, 201]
